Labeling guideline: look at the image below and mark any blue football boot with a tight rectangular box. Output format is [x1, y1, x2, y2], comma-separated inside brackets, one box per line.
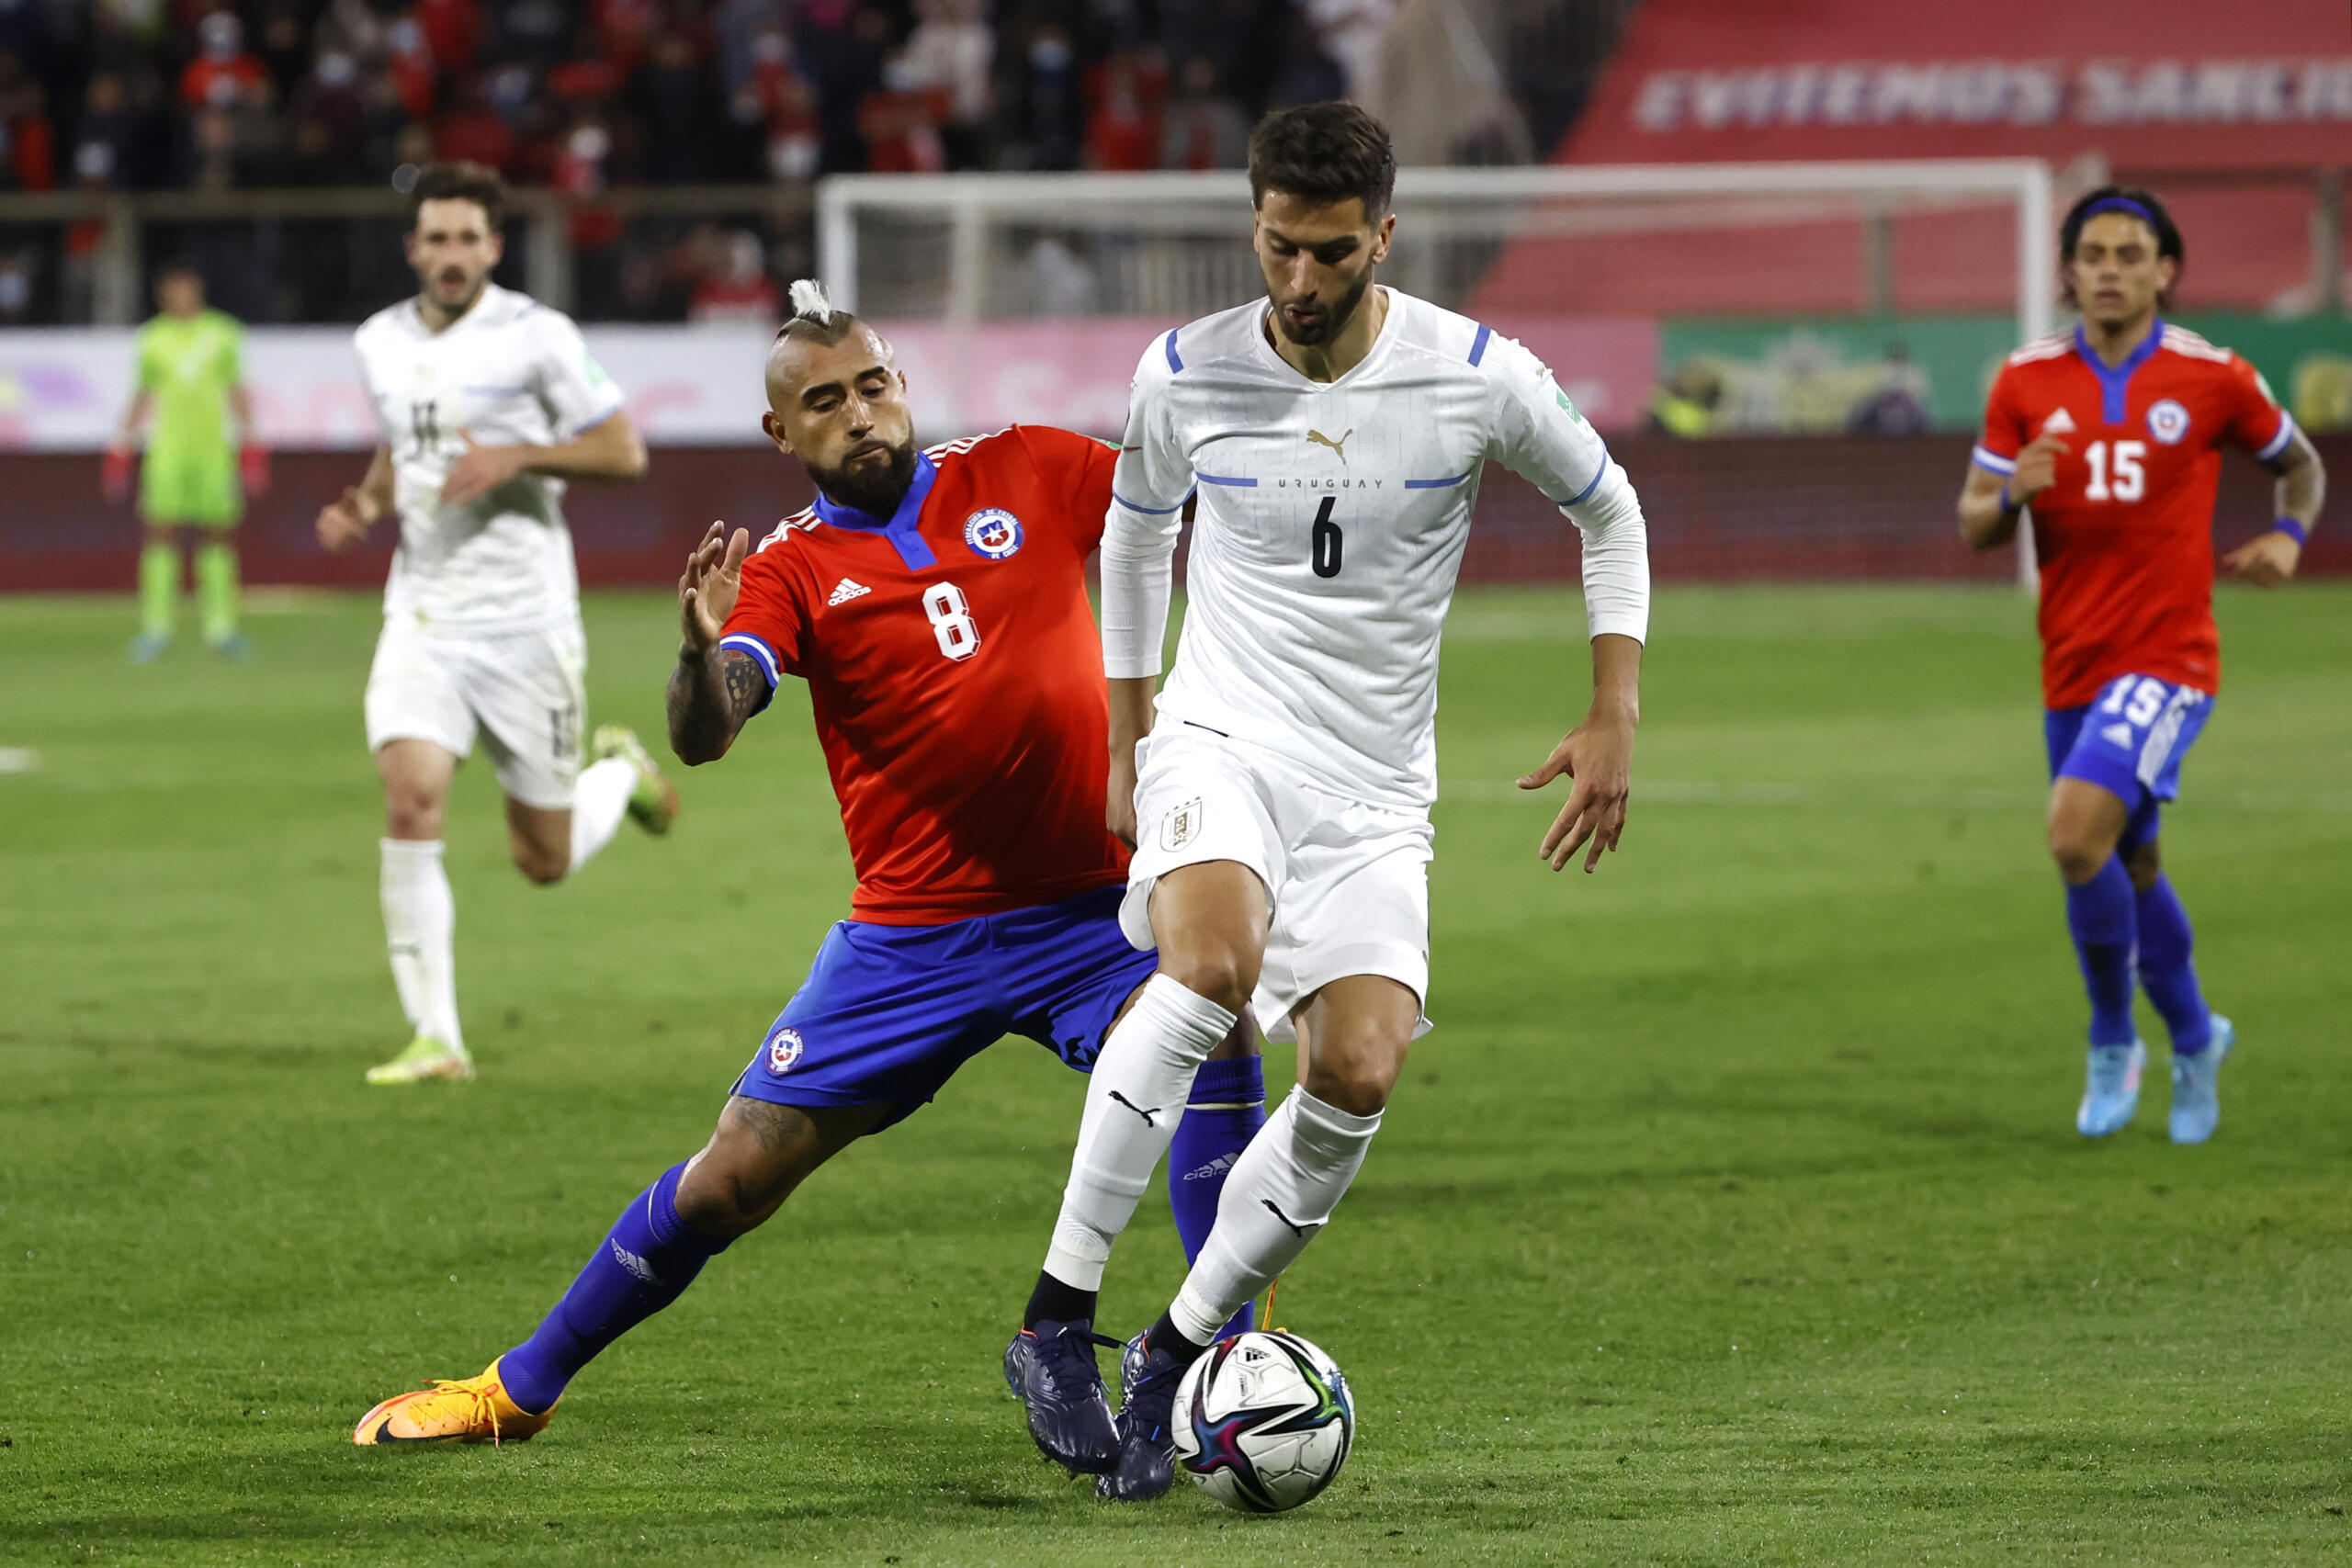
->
[1097, 1331, 1188, 1502]
[1004, 1319, 1122, 1475]
[2167, 1015, 2235, 1145]
[2076, 1039, 2147, 1137]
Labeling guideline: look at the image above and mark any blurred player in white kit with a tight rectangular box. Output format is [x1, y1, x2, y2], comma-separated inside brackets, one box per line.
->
[1010, 102, 1655, 1498]
[315, 161, 674, 1087]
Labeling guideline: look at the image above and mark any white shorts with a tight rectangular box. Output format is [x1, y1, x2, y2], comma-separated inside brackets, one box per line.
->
[1121, 723, 1434, 1044]
[363, 614, 587, 811]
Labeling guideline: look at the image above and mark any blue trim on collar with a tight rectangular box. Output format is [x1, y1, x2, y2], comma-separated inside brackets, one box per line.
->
[811, 451, 938, 570]
[1467, 323, 1492, 367]
[2073, 319, 2165, 426]
[1165, 330, 1184, 373]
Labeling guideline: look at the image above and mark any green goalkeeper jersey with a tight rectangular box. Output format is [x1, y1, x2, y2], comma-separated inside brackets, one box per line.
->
[137, 309, 244, 458]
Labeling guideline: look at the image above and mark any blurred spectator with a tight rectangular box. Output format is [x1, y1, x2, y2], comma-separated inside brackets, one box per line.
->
[687, 229, 781, 324]
[254, 4, 311, 98]
[897, 0, 994, 168]
[414, 0, 485, 72]
[1159, 55, 1246, 169]
[806, 6, 889, 174]
[435, 74, 517, 175]
[1000, 22, 1081, 171]
[385, 15, 441, 121]
[630, 30, 714, 184]
[858, 53, 948, 174]
[0, 50, 52, 190]
[1085, 50, 1159, 172]
[179, 12, 267, 111]
[1267, 12, 1346, 108]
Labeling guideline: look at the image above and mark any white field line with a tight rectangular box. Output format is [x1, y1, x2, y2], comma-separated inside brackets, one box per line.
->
[1439, 778, 2352, 813]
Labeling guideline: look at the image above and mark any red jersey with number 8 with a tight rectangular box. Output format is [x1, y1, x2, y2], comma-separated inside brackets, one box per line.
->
[1973, 321, 2296, 710]
[719, 425, 1126, 924]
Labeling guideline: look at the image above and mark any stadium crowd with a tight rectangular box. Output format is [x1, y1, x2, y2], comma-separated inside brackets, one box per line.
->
[0, 0, 1359, 198]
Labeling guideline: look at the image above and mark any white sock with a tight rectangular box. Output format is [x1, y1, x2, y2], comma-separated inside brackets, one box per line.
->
[568, 757, 638, 874]
[1042, 974, 1238, 1291]
[380, 838, 463, 1054]
[1169, 1086, 1381, 1343]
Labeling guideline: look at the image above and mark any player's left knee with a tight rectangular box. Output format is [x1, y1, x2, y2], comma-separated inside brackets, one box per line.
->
[1302, 1055, 1400, 1118]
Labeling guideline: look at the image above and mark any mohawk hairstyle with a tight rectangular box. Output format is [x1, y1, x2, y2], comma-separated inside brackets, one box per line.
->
[777, 279, 862, 345]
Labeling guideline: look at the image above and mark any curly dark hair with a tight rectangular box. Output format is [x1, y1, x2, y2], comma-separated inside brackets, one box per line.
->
[1247, 102, 1396, 222]
[410, 161, 506, 231]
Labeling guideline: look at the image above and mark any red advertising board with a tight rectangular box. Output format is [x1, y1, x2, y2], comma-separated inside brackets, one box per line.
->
[1565, 0, 2352, 169]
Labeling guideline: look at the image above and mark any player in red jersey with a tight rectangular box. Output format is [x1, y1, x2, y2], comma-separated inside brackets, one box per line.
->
[1959, 186, 2325, 1145]
[353, 285, 1261, 1461]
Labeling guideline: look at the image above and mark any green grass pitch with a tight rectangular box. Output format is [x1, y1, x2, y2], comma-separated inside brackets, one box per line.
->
[4, 583, 2349, 1566]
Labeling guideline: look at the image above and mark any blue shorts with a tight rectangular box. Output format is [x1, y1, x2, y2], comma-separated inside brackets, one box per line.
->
[731, 884, 1157, 1133]
[2044, 673, 2214, 854]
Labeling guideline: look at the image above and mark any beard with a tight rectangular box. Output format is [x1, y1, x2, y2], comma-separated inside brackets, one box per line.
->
[808, 438, 918, 517]
[1272, 268, 1375, 346]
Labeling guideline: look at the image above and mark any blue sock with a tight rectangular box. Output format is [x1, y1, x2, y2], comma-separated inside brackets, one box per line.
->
[500, 1162, 730, 1414]
[2135, 874, 2212, 1055]
[2064, 856, 2140, 1047]
[1169, 1055, 1265, 1338]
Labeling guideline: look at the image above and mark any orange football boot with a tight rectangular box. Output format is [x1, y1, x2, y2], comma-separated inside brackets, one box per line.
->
[352, 1358, 556, 1446]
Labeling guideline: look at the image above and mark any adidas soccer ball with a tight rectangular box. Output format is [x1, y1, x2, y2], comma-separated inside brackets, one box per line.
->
[1170, 1329, 1355, 1513]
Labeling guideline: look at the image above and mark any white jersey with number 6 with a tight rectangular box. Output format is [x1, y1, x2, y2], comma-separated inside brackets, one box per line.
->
[1102, 287, 1651, 809]
[352, 283, 627, 632]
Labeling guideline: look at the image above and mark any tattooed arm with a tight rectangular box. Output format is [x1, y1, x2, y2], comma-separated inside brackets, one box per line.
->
[668, 522, 764, 764]
[668, 644, 768, 765]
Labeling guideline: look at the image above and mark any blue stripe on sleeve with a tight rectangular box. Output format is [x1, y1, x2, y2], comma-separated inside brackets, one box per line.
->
[1165, 330, 1183, 373]
[718, 633, 780, 688]
[1468, 323, 1492, 366]
[1404, 470, 1474, 490]
[1197, 473, 1256, 488]
[1113, 489, 1190, 514]
[1561, 448, 1611, 508]
[1971, 445, 2018, 476]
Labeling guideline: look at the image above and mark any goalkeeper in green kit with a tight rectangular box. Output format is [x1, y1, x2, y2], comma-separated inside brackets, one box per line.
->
[108, 265, 267, 662]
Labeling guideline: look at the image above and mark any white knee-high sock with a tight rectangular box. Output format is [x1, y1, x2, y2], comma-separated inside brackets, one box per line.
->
[1042, 974, 1238, 1290]
[1169, 1086, 1381, 1343]
[380, 839, 463, 1053]
[568, 757, 638, 874]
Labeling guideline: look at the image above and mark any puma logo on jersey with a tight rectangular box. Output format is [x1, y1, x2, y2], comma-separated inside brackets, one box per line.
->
[1306, 428, 1353, 462]
[826, 578, 871, 606]
[2041, 408, 2076, 435]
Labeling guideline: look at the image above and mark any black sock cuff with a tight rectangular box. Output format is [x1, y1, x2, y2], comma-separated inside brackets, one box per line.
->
[1024, 1269, 1098, 1329]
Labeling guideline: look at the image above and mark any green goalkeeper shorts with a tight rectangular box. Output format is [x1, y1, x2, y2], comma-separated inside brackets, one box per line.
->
[139, 441, 242, 526]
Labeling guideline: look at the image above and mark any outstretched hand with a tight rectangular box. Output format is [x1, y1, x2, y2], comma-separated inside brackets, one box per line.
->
[2221, 529, 2301, 589]
[680, 521, 751, 650]
[1518, 710, 1634, 874]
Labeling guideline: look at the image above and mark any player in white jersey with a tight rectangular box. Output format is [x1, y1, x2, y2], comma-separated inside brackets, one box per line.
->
[313, 163, 673, 1087]
[1010, 105, 1653, 1498]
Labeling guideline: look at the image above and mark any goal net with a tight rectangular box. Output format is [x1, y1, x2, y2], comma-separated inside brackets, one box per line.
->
[816, 161, 2054, 582]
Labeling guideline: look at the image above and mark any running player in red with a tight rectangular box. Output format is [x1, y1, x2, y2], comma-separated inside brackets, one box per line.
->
[1959, 186, 2326, 1144]
[353, 284, 1260, 1461]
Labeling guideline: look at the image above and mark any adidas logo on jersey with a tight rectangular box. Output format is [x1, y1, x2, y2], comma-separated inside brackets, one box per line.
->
[2100, 722, 2135, 749]
[827, 579, 871, 606]
[2042, 408, 2076, 434]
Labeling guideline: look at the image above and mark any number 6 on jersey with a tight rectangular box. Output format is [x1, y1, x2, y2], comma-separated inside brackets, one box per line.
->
[923, 581, 981, 661]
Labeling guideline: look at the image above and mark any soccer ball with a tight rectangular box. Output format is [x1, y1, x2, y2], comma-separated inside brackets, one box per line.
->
[1170, 1329, 1355, 1513]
